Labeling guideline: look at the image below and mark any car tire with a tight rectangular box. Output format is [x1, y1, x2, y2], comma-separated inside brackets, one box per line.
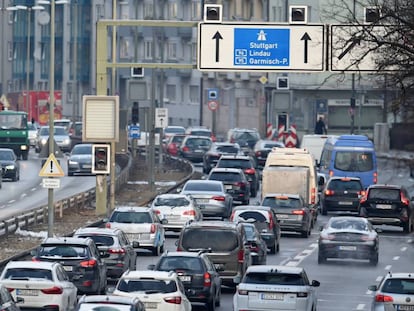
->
[206, 295, 215, 311]
[269, 242, 276, 254]
[251, 186, 257, 198]
[215, 287, 221, 307]
[318, 252, 326, 264]
[152, 244, 160, 256]
[321, 202, 327, 216]
[403, 217, 412, 233]
[370, 252, 379, 266]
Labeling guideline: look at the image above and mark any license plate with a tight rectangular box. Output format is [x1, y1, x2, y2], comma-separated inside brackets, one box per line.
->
[144, 302, 157, 309]
[179, 275, 191, 282]
[376, 204, 392, 209]
[63, 266, 73, 271]
[277, 214, 289, 218]
[197, 199, 209, 204]
[82, 164, 92, 168]
[338, 201, 353, 205]
[261, 292, 284, 300]
[16, 289, 38, 296]
[339, 245, 357, 251]
[397, 305, 414, 311]
[225, 185, 232, 190]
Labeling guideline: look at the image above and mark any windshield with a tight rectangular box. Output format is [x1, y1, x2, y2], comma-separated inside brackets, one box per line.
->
[368, 188, 400, 200]
[382, 278, 414, 294]
[117, 279, 177, 294]
[217, 159, 251, 169]
[183, 182, 222, 192]
[209, 172, 241, 182]
[0, 114, 27, 130]
[216, 145, 240, 154]
[181, 228, 238, 251]
[0, 151, 15, 161]
[77, 235, 114, 247]
[328, 180, 363, 191]
[39, 127, 68, 136]
[262, 197, 301, 209]
[4, 268, 53, 280]
[158, 256, 203, 273]
[334, 151, 374, 172]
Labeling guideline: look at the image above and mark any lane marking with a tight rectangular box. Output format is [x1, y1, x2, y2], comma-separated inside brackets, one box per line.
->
[7, 200, 15, 204]
[356, 304, 365, 310]
[401, 247, 407, 251]
[376, 276, 382, 282]
[393, 256, 400, 260]
[31, 188, 37, 192]
[385, 265, 392, 271]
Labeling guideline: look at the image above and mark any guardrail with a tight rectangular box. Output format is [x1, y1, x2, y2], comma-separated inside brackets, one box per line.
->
[0, 153, 194, 240]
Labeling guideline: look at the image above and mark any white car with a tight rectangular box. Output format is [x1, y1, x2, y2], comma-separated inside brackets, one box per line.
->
[233, 265, 320, 311]
[106, 206, 166, 256]
[0, 261, 78, 311]
[113, 270, 192, 311]
[150, 194, 203, 232]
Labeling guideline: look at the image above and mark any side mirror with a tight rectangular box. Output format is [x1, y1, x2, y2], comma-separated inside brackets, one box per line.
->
[30, 249, 37, 256]
[161, 219, 168, 225]
[233, 275, 241, 284]
[368, 285, 377, 291]
[312, 280, 320, 287]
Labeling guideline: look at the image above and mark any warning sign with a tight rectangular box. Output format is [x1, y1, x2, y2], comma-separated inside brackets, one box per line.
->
[39, 153, 65, 177]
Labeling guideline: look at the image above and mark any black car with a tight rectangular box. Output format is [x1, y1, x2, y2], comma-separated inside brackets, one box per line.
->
[202, 142, 243, 174]
[239, 222, 267, 265]
[148, 251, 221, 311]
[253, 139, 285, 168]
[31, 237, 107, 294]
[320, 176, 365, 215]
[215, 155, 260, 197]
[318, 216, 379, 265]
[0, 148, 20, 181]
[76, 295, 145, 311]
[179, 135, 213, 163]
[73, 227, 139, 280]
[359, 184, 414, 233]
[207, 167, 251, 204]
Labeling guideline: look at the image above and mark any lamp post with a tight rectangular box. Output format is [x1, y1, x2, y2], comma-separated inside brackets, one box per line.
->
[10, 5, 44, 119]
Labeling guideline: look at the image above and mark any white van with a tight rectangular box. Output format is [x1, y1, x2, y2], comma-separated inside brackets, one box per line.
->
[263, 148, 319, 211]
[300, 134, 339, 165]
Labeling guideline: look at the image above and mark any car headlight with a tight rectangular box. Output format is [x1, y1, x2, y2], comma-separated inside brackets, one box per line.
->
[5, 165, 15, 170]
[63, 138, 71, 144]
[68, 160, 78, 165]
[41, 138, 48, 145]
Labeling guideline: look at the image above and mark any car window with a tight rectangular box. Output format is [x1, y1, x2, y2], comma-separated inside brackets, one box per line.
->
[262, 197, 301, 209]
[38, 245, 89, 258]
[158, 257, 203, 273]
[329, 219, 367, 231]
[183, 182, 222, 192]
[218, 159, 251, 169]
[171, 136, 185, 144]
[78, 235, 115, 247]
[190, 130, 211, 137]
[181, 228, 239, 252]
[153, 197, 190, 207]
[209, 172, 241, 182]
[216, 146, 239, 153]
[381, 278, 414, 294]
[72, 145, 92, 155]
[4, 268, 53, 281]
[328, 180, 362, 191]
[244, 272, 306, 285]
[368, 188, 400, 200]
[54, 127, 68, 135]
[118, 279, 177, 293]
[237, 211, 267, 223]
[110, 211, 152, 223]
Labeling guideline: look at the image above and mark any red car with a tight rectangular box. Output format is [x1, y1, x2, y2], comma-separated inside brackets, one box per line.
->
[164, 134, 186, 156]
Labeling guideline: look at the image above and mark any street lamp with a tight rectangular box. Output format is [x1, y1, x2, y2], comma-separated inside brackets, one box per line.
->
[8, 5, 44, 120]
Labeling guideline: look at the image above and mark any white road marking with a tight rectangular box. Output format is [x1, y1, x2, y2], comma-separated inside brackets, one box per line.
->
[401, 246, 407, 251]
[356, 303, 365, 310]
[385, 265, 392, 271]
[8, 200, 15, 204]
[393, 256, 400, 260]
[407, 239, 413, 243]
[366, 290, 373, 295]
[376, 276, 382, 282]
[20, 193, 27, 199]
[31, 188, 37, 192]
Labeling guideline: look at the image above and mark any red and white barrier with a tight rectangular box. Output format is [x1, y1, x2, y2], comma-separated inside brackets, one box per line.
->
[285, 124, 297, 148]
[266, 123, 273, 139]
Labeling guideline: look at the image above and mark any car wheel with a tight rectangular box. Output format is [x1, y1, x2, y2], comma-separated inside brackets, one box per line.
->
[206, 295, 215, 311]
[403, 218, 412, 233]
[12, 173, 17, 182]
[251, 186, 257, 198]
[215, 286, 221, 307]
[160, 243, 165, 254]
[269, 242, 276, 254]
[321, 202, 327, 216]
[152, 244, 160, 256]
[369, 252, 379, 266]
[318, 252, 326, 264]
[22, 152, 28, 160]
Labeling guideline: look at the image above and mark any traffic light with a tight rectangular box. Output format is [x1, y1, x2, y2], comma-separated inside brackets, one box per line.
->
[277, 77, 289, 89]
[204, 4, 222, 23]
[132, 102, 139, 125]
[364, 7, 380, 23]
[92, 144, 110, 174]
[289, 6, 307, 24]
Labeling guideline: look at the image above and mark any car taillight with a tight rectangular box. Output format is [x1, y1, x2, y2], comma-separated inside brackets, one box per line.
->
[105, 223, 111, 228]
[360, 195, 367, 204]
[6, 288, 14, 293]
[164, 296, 182, 304]
[255, 151, 261, 157]
[311, 188, 316, 204]
[244, 168, 255, 175]
[358, 190, 366, 197]
[361, 235, 375, 241]
[238, 249, 244, 263]
[150, 224, 156, 233]
[176, 246, 183, 251]
[234, 182, 246, 188]
[373, 172, 378, 184]
[182, 146, 190, 152]
[268, 212, 275, 229]
[212, 196, 225, 201]
[249, 244, 259, 252]
[402, 193, 410, 206]
[80, 259, 97, 267]
[108, 248, 126, 254]
[230, 138, 235, 143]
[203, 272, 212, 287]
[31, 257, 40, 262]
[41, 286, 63, 295]
[375, 294, 394, 302]
[183, 210, 196, 216]
[238, 289, 248, 295]
[292, 210, 305, 215]
[325, 189, 335, 196]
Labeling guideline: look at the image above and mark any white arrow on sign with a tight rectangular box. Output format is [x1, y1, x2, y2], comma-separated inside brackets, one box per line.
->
[198, 22, 325, 72]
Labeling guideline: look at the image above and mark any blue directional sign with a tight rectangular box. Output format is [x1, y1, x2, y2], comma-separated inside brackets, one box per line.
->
[128, 124, 140, 139]
[234, 28, 290, 67]
[198, 23, 325, 72]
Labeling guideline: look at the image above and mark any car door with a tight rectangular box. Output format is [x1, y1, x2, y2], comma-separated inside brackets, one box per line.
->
[56, 265, 78, 309]
[120, 231, 136, 269]
[90, 243, 107, 289]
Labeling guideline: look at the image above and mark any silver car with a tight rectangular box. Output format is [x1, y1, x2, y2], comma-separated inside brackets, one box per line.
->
[180, 179, 233, 219]
[150, 193, 203, 232]
[233, 265, 320, 311]
[35, 125, 71, 153]
[67, 143, 93, 176]
[369, 272, 414, 311]
[106, 206, 166, 256]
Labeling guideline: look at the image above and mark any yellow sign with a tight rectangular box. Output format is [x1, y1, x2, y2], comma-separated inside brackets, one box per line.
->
[39, 154, 65, 177]
[0, 94, 10, 108]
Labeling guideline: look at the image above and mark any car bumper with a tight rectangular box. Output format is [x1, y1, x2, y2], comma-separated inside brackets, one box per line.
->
[319, 243, 376, 260]
[67, 164, 92, 175]
[367, 217, 407, 226]
[323, 199, 360, 212]
[200, 205, 230, 218]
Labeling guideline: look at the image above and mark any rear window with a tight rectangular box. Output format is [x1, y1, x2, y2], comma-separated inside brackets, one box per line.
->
[109, 211, 152, 223]
[216, 146, 239, 154]
[77, 304, 133, 311]
[183, 182, 222, 192]
[171, 136, 185, 144]
[209, 172, 241, 182]
[382, 278, 414, 294]
[77, 235, 115, 247]
[190, 130, 211, 137]
[232, 132, 260, 141]
[262, 197, 301, 209]
[4, 268, 52, 281]
[186, 138, 211, 147]
[117, 279, 177, 294]
[368, 188, 401, 200]
[244, 272, 306, 285]
[153, 197, 190, 207]
[328, 180, 363, 191]
[217, 159, 251, 169]
[158, 257, 203, 273]
[236, 211, 267, 223]
[181, 228, 239, 252]
[263, 143, 283, 149]
[38, 244, 89, 258]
